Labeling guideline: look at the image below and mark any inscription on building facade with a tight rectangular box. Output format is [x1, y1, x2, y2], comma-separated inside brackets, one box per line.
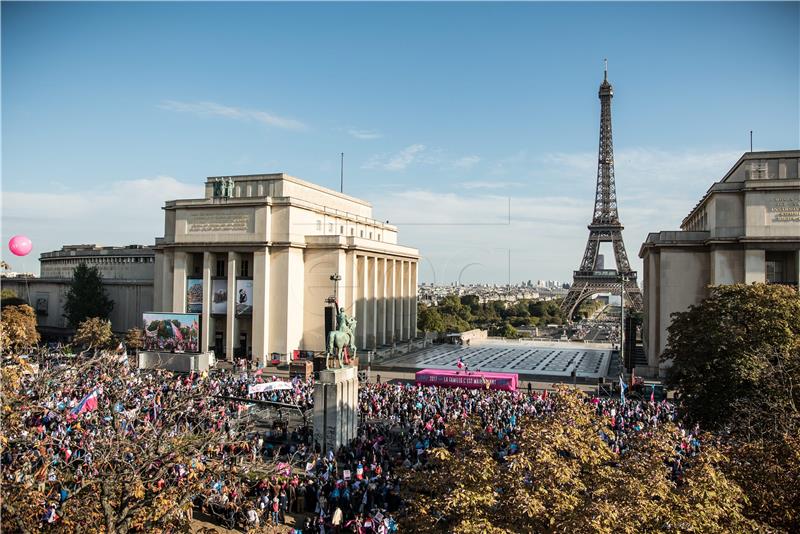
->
[188, 212, 251, 232]
[770, 195, 800, 223]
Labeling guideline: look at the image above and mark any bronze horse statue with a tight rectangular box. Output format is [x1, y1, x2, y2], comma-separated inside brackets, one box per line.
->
[326, 311, 357, 368]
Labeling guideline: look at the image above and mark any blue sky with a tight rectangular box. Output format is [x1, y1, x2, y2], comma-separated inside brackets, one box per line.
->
[2, 2, 798, 283]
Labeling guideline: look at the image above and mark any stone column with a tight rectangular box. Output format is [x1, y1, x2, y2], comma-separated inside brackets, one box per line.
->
[405, 260, 413, 340]
[201, 252, 213, 353]
[411, 260, 418, 338]
[368, 256, 377, 349]
[171, 251, 187, 313]
[378, 258, 387, 346]
[359, 255, 368, 349]
[745, 249, 766, 283]
[313, 366, 359, 455]
[252, 248, 270, 367]
[386, 259, 395, 344]
[394, 259, 403, 342]
[226, 252, 238, 362]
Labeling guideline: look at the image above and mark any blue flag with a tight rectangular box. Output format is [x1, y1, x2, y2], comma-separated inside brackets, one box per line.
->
[619, 375, 627, 403]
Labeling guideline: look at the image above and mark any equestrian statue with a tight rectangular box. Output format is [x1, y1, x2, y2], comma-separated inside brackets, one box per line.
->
[326, 304, 357, 368]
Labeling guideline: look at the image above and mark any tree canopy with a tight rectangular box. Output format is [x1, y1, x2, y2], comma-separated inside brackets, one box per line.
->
[662, 283, 800, 436]
[401, 387, 756, 534]
[64, 263, 114, 328]
[74, 317, 115, 351]
[0, 304, 41, 353]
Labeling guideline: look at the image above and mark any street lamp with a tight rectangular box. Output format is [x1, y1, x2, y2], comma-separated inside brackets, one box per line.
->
[619, 273, 629, 373]
[329, 273, 342, 306]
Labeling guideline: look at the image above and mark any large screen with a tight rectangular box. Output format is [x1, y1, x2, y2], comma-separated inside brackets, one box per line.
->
[186, 279, 203, 313]
[143, 312, 200, 353]
[211, 279, 227, 315]
[236, 279, 253, 315]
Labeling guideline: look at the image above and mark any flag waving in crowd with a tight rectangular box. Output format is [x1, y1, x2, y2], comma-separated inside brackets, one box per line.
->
[619, 375, 627, 403]
[71, 387, 102, 416]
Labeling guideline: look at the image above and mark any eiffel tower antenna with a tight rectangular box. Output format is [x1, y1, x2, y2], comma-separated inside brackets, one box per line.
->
[561, 66, 643, 320]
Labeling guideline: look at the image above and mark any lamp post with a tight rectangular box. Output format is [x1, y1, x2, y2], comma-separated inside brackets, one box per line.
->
[330, 274, 342, 307]
[619, 273, 628, 373]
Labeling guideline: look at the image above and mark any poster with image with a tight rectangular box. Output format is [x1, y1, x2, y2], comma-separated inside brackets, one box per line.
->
[211, 279, 227, 315]
[236, 279, 253, 315]
[142, 312, 200, 353]
[186, 279, 203, 313]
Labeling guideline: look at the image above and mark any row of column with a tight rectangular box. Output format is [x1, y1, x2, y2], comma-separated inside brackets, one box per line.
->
[350, 254, 418, 350]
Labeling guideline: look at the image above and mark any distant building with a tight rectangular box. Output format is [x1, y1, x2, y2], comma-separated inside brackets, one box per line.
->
[639, 150, 800, 377]
[2, 244, 154, 338]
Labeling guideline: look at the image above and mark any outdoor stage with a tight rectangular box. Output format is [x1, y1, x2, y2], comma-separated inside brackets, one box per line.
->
[377, 340, 613, 380]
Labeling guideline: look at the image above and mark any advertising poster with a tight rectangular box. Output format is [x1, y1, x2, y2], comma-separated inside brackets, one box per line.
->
[186, 279, 203, 313]
[211, 279, 227, 315]
[142, 312, 200, 353]
[236, 279, 253, 315]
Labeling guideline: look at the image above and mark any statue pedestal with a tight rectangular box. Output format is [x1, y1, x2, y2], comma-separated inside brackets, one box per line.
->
[313, 365, 358, 456]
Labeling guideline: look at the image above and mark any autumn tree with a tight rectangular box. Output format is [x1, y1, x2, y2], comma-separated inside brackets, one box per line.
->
[0, 304, 41, 353]
[74, 317, 114, 352]
[64, 262, 114, 328]
[124, 327, 144, 352]
[1, 352, 276, 533]
[401, 387, 757, 533]
[663, 283, 800, 532]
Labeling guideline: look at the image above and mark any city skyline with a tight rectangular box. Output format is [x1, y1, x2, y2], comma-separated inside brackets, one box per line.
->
[3, 2, 799, 282]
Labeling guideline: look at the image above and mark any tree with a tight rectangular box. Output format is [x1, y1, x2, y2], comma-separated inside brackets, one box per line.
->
[1, 352, 276, 533]
[662, 283, 800, 532]
[401, 387, 758, 533]
[64, 262, 114, 328]
[74, 317, 114, 352]
[418, 306, 445, 334]
[662, 283, 800, 436]
[124, 327, 144, 352]
[0, 304, 41, 353]
[1, 287, 18, 299]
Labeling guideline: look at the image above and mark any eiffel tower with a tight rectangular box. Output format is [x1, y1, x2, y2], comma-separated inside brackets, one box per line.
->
[561, 63, 643, 319]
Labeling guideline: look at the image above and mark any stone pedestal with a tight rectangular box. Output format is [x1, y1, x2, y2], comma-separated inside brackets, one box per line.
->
[313, 365, 358, 456]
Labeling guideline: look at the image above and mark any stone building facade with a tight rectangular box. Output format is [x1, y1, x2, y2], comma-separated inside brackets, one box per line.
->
[153, 173, 419, 366]
[2, 244, 154, 338]
[639, 150, 800, 377]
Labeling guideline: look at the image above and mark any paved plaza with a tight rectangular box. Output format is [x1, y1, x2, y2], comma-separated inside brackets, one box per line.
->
[380, 342, 613, 379]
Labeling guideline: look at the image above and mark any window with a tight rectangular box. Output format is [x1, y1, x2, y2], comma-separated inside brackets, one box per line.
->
[240, 260, 249, 278]
[316, 220, 322, 232]
[378, 234, 381, 241]
[350, 228, 354, 236]
[328, 223, 334, 233]
[340, 226, 344, 234]
[369, 232, 373, 239]
[216, 259, 225, 277]
[360, 230, 364, 238]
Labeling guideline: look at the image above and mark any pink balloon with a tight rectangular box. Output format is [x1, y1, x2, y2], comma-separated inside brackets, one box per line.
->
[8, 235, 33, 257]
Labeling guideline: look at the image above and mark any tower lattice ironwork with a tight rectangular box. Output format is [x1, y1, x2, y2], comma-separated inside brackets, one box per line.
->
[561, 64, 643, 319]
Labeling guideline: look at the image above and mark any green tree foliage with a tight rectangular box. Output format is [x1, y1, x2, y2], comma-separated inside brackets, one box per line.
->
[418, 306, 446, 334]
[64, 262, 114, 328]
[74, 317, 114, 351]
[662, 283, 800, 435]
[0, 304, 41, 352]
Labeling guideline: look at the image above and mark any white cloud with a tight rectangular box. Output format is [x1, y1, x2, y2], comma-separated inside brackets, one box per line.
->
[159, 100, 307, 131]
[363, 144, 427, 171]
[451, 155, 481, 169]
[367, 146, 743, 283]
[460, 180, 523, 190]
[1, 176, 202, 274]
[347, 129, 383, 140]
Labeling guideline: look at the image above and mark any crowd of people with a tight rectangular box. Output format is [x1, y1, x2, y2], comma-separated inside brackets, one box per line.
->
[4, 352, 692, 533]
